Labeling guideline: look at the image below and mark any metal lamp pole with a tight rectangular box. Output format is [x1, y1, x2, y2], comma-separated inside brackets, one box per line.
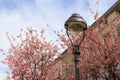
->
[64, 13, 87, 80]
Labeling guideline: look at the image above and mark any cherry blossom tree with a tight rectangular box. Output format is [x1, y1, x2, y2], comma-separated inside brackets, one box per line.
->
[55, 12, 120, 80]
[80, 12, 120, 80]
[3, 27, 59, 80]
[1, 1, 120, 80]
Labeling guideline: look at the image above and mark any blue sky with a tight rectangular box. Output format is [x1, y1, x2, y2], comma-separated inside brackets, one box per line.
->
[0, 0, 117, 79]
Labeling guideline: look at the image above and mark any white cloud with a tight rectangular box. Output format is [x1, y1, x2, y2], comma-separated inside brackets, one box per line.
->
[0, 60, 9, 79]
[0, 0, 118, 55]
[0, 75, 6, 80]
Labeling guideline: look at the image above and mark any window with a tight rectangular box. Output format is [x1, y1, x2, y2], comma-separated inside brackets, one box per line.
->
[118, 10, 120, 15]
[64, 64, 68, 77]
[117, 28, 120, 36]
[103, 32, 109, 38]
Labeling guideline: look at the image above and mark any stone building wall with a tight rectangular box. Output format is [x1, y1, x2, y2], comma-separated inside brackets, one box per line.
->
[47, 0, 120, 80]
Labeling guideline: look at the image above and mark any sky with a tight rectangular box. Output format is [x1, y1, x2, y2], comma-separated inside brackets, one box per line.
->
[0, 0, 117, 79]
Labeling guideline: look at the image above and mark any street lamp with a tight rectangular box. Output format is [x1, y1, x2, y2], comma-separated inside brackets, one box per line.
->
[64, 13, 87, 80]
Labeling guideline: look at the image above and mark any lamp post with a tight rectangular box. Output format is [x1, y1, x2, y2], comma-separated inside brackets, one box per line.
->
[64, 13, 87, 80]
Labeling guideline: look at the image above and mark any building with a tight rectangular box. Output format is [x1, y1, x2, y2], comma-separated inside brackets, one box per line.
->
[48, 0, 120, 80]
[47, 50, 74, 80]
